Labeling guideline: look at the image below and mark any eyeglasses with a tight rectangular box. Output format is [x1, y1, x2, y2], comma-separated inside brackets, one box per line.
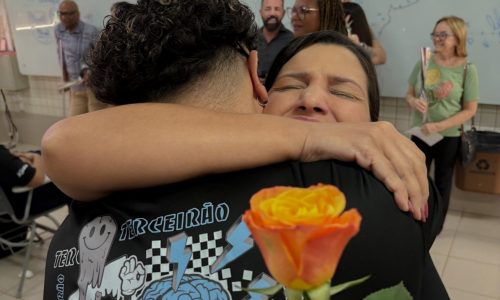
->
[286, 6, 319, 20]
[58, 10, 77, 17]
[430, 32, 453, 40]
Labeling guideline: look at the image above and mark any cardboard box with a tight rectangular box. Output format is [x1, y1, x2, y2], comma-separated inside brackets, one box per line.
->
[455, 151, 500, 194]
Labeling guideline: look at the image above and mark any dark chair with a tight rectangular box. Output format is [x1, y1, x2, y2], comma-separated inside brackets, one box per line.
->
[0, 185, 64, 298]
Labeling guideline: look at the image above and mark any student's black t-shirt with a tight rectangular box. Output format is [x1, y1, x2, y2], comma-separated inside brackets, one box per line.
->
[44, 160, 446, 300]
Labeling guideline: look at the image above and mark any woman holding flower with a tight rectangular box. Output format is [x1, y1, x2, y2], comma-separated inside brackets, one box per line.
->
[406, 16, 478, 229]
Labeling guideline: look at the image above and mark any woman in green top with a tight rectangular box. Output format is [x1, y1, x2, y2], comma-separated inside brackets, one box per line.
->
[406, 15, 479, 228]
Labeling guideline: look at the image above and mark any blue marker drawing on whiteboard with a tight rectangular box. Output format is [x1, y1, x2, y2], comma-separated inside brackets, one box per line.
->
[486, 8, 500, 31]
[369, 0, 420, 37]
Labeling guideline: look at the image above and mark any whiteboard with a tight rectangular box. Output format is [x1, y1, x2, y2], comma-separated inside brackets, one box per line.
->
[7, 0, 500, 105]
[244, 0, 500, 105]
[359, 0, 500, 105]
[4, 0, 135, 77]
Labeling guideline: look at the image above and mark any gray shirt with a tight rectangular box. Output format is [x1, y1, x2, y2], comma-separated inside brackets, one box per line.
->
[257, 26, 293, 79]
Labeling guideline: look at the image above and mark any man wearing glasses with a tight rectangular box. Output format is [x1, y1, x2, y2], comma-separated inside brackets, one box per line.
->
[257, 0, 293, 80]
[55, 0, 105, 116]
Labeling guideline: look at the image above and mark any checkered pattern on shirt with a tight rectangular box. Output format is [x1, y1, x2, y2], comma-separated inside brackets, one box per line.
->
[144, 230, 264, 294]
[144, 231, 225, 281]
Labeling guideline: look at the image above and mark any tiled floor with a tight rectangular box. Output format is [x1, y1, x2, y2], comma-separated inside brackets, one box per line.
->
[431, 210, 500, 300]
[1, 209, 500, 299]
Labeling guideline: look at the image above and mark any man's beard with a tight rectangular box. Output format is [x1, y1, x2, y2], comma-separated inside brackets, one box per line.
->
[263, 16, 281, 32]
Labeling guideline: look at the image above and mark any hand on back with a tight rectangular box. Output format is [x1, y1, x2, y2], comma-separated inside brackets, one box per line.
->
[300, 121, 428, 221]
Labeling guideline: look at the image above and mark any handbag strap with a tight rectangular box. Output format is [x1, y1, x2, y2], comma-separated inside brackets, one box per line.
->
[460, 62, 475, 132]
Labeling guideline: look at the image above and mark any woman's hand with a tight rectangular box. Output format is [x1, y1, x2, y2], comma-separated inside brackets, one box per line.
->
[408, 96, 428, 114]
[348, 33, 360, 44]
[421, 122, 441, 135]
[300, 121, 428, 221]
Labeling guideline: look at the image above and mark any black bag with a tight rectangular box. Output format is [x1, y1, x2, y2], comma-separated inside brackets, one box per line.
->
[458, 62, 476, 166]
[459, 127, 478, 166]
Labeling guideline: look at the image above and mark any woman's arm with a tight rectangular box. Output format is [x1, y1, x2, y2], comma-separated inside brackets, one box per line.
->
[421, 100, 478, 134]
[347, 33, 386, 65]
[42, 103, 427, 219]
[369, 37, 386, 65]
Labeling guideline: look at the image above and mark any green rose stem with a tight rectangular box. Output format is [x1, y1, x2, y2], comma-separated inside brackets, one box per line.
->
[284, 288, 304, 300]
[285, 282, 331, 300]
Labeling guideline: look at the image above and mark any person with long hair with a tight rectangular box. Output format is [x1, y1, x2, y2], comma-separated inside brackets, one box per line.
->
[341, 0, 386, 65]
[288, 0, 347, 36]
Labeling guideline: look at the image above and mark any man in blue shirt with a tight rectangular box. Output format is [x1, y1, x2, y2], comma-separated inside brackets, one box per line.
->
[54, 0, 106, 115]
[257, 0, 293, 80]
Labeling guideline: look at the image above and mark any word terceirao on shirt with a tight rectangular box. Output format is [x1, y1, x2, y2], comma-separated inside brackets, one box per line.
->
[118, 201, 231, 241]
[53, 248, 79, 268]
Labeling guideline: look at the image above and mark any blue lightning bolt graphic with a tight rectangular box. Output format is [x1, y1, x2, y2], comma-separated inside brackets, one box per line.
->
[167, 232, 192, 291]
[244, 273, 279, 300]
[210, 216, 253, 273]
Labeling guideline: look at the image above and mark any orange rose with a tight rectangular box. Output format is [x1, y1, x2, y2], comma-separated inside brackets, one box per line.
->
[243, 184, 361, 291]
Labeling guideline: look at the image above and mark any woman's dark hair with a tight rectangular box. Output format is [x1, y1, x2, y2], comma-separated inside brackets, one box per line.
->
[89, 0, 257, 104]
[265, 30, 380, 121]
[318, 0, 348, 35]
[342, 2, 373, 46]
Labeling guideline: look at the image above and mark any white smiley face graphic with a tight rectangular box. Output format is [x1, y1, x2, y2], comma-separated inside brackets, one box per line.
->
[81, 216, 117, 251]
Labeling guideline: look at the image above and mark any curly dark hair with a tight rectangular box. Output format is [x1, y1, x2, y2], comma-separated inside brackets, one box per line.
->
[89, 0, 257, 105]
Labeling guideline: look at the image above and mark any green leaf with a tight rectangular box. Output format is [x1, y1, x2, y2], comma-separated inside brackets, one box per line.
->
[306, 282, 331, 300]
[363, 282, 413, 300]
[330, 275, 371, 296]
[242, 284, 283, 296]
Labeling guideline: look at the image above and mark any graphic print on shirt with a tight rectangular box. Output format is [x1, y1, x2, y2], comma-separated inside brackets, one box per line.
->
[71, 255, 145, 300]
[425, 68, 454, 101]
[77, 216, 117, 300]
[433, 80, 454, 100]
[66, 214, 277, 299]
[425, 68, 440, 86]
